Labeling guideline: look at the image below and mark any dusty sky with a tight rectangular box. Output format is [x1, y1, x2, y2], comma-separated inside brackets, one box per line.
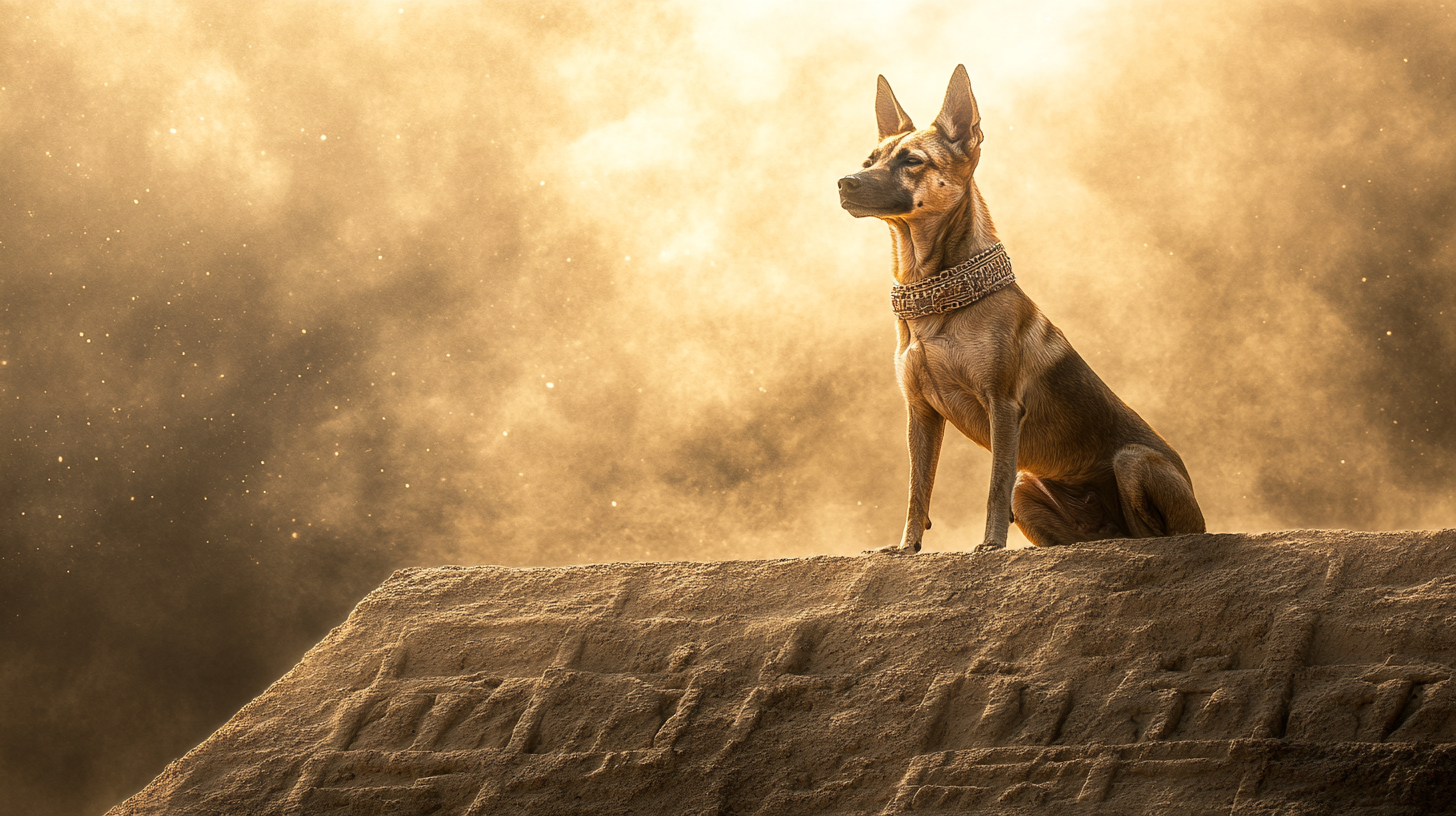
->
[2, 1, 1453, 813]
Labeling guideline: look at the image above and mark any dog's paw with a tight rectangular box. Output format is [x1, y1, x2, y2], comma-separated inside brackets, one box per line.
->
[974, 539, 1006, 553]
[863, 542, 920, 555]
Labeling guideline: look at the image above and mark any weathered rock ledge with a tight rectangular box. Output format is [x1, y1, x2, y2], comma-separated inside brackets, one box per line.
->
[110, 530, 1456, 815]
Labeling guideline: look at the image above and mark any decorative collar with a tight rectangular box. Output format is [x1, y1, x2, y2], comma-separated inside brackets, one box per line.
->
[890, 242, 1015, 320]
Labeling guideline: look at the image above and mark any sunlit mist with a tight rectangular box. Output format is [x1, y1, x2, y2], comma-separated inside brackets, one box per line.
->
[2, 2, 1453, 814]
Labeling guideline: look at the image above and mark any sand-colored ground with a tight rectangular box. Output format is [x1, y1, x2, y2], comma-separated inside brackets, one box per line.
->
[110, 530, 1456, 814]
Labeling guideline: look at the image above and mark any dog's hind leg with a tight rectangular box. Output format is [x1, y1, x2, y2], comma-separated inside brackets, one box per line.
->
[1013, 473, 1113, 547]
[1112, 444, 1206, 538]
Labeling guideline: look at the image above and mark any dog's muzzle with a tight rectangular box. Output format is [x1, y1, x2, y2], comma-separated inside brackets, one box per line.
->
[838, 172, 911, 217]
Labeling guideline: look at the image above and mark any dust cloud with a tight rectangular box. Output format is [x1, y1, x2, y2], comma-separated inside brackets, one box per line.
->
[0, 1, 1451, 814]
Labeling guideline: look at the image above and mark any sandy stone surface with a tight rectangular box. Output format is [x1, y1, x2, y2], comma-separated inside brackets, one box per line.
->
[109, 530, 1456, 815]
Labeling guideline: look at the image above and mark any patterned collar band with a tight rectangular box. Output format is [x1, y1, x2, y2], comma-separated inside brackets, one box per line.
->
[890, 242, 1015, 320]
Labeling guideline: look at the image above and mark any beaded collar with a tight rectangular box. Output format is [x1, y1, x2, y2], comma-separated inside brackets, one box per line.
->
[890, 242, 1015, 320]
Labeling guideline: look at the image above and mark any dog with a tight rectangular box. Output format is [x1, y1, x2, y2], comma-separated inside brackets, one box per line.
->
[838, 65, 1206, 553]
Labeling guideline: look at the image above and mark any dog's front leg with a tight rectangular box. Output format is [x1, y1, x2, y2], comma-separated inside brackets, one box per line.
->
[978, 395, 1022, 552]
[895, 403, 945, 553]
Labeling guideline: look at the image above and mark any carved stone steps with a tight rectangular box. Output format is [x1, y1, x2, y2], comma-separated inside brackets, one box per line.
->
[109, 529, 1456, 815]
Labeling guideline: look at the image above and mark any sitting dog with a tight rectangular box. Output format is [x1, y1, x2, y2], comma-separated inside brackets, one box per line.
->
[837, 65, 1206, 552]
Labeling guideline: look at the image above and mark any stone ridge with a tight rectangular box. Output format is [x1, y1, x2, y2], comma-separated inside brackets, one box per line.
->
[109, 530, 1456, 815]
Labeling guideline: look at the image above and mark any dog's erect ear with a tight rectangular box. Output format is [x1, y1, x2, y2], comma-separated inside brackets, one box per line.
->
[933, 64, 982, 145]
[875, 75, 915, 140]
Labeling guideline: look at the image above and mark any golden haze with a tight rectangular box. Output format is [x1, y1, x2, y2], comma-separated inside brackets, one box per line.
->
[0, 2, 1452, 815]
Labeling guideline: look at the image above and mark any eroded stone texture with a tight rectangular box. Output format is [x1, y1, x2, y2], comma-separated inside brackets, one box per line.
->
[109, 530, 1456, 815]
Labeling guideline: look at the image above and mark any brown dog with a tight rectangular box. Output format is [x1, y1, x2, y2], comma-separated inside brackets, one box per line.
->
[838, 65, 1206, 553]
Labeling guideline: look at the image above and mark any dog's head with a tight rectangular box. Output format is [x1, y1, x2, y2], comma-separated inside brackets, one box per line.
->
[838, 65, 984, 220]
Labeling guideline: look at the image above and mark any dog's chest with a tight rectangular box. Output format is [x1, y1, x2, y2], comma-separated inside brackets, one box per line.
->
[895, 335, 993, 443]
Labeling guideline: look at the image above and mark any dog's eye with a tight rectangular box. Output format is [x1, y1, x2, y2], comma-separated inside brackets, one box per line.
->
[903, 156, 923, 167]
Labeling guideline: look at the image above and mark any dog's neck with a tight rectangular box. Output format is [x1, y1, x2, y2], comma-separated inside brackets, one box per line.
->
[886, 179, 999, 286]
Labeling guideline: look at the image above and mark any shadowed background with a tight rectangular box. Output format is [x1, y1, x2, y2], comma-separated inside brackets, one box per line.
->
[1, 1, 1452, 813]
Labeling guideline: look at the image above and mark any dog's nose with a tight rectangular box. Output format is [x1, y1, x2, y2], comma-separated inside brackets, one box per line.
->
[838, 175, 861, 192]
